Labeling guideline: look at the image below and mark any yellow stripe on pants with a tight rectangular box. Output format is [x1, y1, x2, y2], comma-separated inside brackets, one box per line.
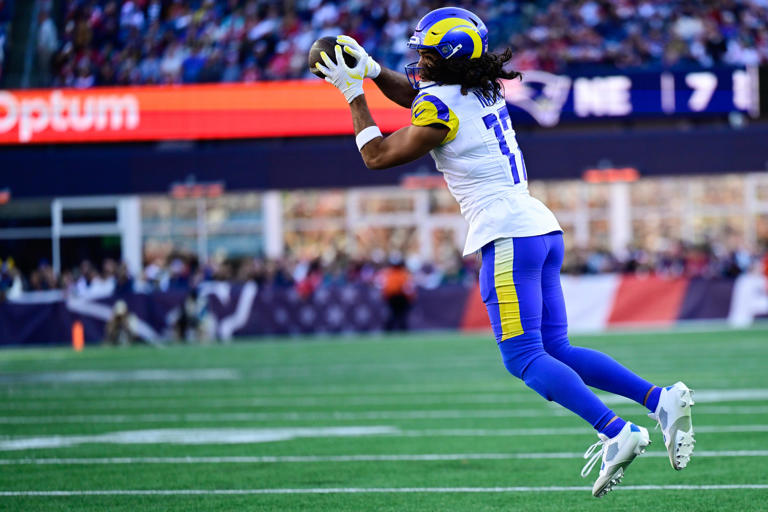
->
[494, 239, 523, 340]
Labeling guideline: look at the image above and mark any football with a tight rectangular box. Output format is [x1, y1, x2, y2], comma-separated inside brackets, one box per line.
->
[308, 36, 358, 78]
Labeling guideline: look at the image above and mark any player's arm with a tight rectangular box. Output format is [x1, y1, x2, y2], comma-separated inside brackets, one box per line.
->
[372, 68, 418, 109]
[316, 45, 451, 169]
[349, 95, 446, 169]
[337, 35, 417, 109]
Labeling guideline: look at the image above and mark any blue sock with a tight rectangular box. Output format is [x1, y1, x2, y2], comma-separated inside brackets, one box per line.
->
[542, 332, 661, 411]
[599, 416, 627, 439]
[499, 331, 621, 433]
[645, 386, 662, 413]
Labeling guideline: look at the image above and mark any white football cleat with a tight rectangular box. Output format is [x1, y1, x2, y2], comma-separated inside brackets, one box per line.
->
[648, 381, 696, 470]
[581, 421, 651, 498]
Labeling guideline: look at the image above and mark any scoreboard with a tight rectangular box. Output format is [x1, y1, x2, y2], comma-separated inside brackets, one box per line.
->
[503, 66, 761, 126]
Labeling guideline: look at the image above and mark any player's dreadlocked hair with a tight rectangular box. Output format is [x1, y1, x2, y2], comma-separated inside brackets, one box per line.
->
[421, 48, 522, 100]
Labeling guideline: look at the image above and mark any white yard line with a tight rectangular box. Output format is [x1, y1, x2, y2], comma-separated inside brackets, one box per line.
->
[3, 405, 768, 424]
[1, 450, 767, 465]
[1, 384, 522, 397]
[0, 369, 240, 384]
[2, 424, 766, 451]
[0, 361, 496, 385]
[0, 395, 547, 411]
[2, 485, 768, 496]
[400, 425, 768, 436]
[0, 410, 561, 424]
[4, 388, 768, 408]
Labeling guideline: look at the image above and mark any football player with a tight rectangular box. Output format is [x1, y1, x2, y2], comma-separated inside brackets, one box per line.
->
[315, 7, 695, 497]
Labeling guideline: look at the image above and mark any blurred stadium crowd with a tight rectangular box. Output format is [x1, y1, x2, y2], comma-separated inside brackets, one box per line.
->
[0, 0, 12, 79]
[2, 239, 766, 301]
[25, 0, 768, 88]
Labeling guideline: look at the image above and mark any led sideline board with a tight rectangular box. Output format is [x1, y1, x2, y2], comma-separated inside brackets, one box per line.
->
[0, 67, 760, 145]
[0, 82, 408, 144]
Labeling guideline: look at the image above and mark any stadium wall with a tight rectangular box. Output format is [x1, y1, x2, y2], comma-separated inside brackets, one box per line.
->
[1, 275, 766, 345]
[3, 124, 768, 198]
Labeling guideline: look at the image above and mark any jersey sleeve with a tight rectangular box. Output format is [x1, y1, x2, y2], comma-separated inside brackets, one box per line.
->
[410, 93, 459, 145]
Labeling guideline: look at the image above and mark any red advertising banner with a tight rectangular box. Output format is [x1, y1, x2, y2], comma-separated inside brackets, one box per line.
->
[0, 81, 411, 145]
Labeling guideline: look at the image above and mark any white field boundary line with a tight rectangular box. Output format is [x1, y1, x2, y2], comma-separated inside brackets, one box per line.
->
[2, 485, 768, 496]
[1, 450, 767, 465]
[4, 405, 768, 424]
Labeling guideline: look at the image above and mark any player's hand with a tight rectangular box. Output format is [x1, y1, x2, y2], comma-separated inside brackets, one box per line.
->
[337, 35, 381, 79]
[315, 45, 365, 103]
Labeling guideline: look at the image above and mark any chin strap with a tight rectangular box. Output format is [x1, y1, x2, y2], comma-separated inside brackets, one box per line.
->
[444, 44, 463, 59]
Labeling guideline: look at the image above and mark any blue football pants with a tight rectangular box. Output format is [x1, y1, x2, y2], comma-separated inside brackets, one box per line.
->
[480, 232, 657, 431]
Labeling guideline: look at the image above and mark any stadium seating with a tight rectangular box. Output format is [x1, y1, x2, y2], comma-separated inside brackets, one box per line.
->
[36, 0, 768, 87]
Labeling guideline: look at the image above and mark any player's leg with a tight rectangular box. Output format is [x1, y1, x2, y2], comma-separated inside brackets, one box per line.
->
[539, 231, 662, 411]
[481, 236, 623, 437]
[539, 232, 694, 470]
[483, 236, 650, 496]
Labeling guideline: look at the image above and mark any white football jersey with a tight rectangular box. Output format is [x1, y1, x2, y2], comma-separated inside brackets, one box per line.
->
[410, 83, 562, 255]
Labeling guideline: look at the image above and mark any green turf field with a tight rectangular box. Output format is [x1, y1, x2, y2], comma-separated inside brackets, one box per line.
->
[1, 327, 767, 511]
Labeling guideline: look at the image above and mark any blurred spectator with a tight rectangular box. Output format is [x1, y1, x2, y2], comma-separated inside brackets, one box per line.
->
[167, 257, 191, 289]
[762, 245, 768, 279]
[38, 0, 768, 89]
[173, 289, 214, 342]
[114, 261, 134, 294]
[378, 255, 415, 332]
[26, 260, 58, 291]
[0, 0, 12, 82]
[75, 259, 115, 297]
[37, 9, 59, 85]
[0, 257, 22, 301]
[1, 232, 766, 302]
[104, 299, 139, 345]
[294, 257, 323, 299]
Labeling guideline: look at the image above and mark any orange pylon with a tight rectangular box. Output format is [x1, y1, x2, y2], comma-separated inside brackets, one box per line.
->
[72, 321, 85, 352]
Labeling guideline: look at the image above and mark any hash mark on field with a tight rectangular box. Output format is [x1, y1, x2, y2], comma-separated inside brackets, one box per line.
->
[2, 485, 768, 496]
[1, 450, 766, 465]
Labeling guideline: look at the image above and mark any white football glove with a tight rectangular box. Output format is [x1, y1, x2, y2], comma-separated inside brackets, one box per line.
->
[337, 35, 381, 79]
[315, 44, 365, 103]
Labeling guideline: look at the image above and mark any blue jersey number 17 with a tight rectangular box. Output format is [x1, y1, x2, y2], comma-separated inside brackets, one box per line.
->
[482, 107, 528, 184]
